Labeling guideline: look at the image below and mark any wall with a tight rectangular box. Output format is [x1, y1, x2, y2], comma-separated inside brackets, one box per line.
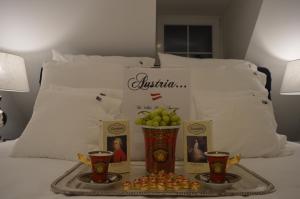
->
[222, 0, 263, 59]
[0, 0, 156, 139]
[246, 0, 300, 141]
[157, 0, 231, 16]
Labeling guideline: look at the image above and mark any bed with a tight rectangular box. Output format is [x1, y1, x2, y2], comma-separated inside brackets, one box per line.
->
[1, 51, 299, 198]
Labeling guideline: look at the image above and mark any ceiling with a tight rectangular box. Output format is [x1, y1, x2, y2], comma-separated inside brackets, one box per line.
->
[157, 0, 233, 15]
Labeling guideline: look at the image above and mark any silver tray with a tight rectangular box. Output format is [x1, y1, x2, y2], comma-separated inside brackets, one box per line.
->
[51, 161, 275, 197]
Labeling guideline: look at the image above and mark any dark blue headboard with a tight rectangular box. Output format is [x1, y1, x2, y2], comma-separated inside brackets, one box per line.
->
[257, 66, 272, 100]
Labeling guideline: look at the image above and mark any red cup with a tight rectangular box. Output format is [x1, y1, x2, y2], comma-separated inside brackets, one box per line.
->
[204, 151, 230, 183]
[88, 151, 113, 183]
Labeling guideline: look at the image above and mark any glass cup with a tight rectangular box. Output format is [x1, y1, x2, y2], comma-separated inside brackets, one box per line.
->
[204, 151, 230, 183]
[88, 150, 113, 183]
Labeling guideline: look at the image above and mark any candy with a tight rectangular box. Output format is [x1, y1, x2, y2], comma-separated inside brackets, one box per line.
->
[149, 177, 156, 182]
[149, 182, 157, 189]
[227, 154, 241, 168]
[140, 183, 149, 191]
[167, 182, 173, 189]
[122, 173, 201, 192]
[172, 182, 180, 191]
[133, 180, 141, 190]
[122, 181, 131, 191]
[181, 179, 190, 189]
[190, 181, 201, 191]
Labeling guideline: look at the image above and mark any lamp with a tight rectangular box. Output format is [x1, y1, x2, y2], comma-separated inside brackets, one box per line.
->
[280, 60, 300, 95]
[0, 52, 29, 128]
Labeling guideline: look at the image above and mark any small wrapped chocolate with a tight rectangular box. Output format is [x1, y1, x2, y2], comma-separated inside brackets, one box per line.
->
[167, 181, 173, 189]
[122, 181, 132, 191]
[181, 179, 190, 189]
[140, 176, 149, 183]
[133, 180, 141, 190]
[140, 183, 149, 191]
[190, 181, 201, 191]
[149, 182, 157, 190]
[123, 172, 201, 192]
[149, 177, 156, 182]
[157, 182, 166, 191]
[172, 182, 180, 191]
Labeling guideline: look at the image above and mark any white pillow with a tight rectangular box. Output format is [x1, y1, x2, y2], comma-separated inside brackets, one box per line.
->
[52, 50, 155, 67]
[193, 90, 286, 158]
[159, 53, 267, 92]
[51, 87, 123, 116]
[34, 86, 123, 117]
[41, 61, 126, 90]
[98, 96, 122, 117]
[47, 85, 124, 100]
[159, 53, 258, 70]
[11, 87, 122, 161]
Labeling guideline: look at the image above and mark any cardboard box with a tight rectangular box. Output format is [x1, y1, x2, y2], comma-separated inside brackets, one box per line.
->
[183, 120, 212, 173]
[100, 120, 130, 173]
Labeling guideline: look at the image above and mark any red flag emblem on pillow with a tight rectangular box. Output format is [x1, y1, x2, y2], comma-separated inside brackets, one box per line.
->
[151, 93, 162, 101]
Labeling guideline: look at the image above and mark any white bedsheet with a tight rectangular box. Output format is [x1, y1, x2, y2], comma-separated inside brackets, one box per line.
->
[0, 140, 299, 199]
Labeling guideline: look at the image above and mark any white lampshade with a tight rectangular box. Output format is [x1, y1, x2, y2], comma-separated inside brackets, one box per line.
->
[0, 53, 29, 92]
[280, 60, 300, 95]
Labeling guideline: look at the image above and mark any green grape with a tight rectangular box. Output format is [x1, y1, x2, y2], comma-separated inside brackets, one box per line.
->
[152, 121, 159, 127]
[160, 121, 167, 126]
[171, 115, 180, 122]
[146, 120, 153, 126]
[136, 107, 181, 127]
[135, 118, 143, 125]
[162, 115, 170, 123]
[162, 110, 169, 116]
[150, 112, 158, 119]
[153, 108, 159, 114]
[169, 111, 176, 117]
[145, 114, 151, 120]
[171, 121, 177, 126]
[153, 115, 162, 122]
[157, 107, 165, 115]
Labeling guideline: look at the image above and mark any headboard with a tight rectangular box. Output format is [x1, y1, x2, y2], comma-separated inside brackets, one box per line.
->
[39, 66, 272, 99]
[257, 66, 272, 100]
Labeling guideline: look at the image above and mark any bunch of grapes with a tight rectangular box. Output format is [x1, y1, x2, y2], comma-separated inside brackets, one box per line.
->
[135, 107, 181, 127]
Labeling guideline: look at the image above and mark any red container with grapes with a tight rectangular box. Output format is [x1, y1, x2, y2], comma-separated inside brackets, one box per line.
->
[136, 107, 181, 173]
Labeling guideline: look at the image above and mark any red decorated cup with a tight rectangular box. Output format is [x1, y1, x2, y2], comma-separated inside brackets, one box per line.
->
[88, 151, 113, 183]
[205, 151, 230, 183]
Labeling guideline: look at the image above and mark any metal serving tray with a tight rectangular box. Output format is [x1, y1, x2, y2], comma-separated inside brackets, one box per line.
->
[51, 162, 275, 197]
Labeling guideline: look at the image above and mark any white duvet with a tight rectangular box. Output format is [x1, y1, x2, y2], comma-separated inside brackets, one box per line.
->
[1, 140, 300, 199]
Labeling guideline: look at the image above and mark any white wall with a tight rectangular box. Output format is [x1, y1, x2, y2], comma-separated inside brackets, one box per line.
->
[223, 0, 262, 59]
[156, 15, 223, 58]
[0, 0, 156, 139]
[246, 0, 300, 141]
[157, 0, 231, 16]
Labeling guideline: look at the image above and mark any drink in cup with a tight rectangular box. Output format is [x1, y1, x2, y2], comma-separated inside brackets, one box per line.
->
[88, 150, 113, 183]
[204, 151, 230, 183]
